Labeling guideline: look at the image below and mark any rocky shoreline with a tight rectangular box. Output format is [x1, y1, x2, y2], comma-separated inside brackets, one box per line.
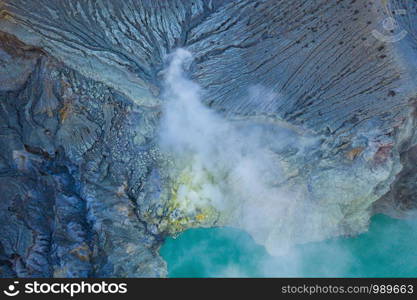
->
[0, 0, 416, 277]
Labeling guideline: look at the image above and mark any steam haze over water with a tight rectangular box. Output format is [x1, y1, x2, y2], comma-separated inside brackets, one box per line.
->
[161, 215, 417, 277]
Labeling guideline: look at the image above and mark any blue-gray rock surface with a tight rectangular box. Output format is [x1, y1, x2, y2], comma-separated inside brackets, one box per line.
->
[0, 0, 416, 277]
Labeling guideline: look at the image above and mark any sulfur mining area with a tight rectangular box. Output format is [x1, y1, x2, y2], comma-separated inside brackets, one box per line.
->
[0, 0, 417, 278]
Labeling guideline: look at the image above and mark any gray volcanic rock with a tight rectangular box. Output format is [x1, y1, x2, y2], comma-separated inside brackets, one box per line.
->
[0, 32, 166, 277]
[0, 0, 416, 277]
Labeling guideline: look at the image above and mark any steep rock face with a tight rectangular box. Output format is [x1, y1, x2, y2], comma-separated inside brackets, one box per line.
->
[0, 32, 166, 277]
[0, 0, 416, 276]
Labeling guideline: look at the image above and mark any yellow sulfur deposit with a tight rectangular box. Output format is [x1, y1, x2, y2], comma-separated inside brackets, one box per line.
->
[159, 158, 225, 235]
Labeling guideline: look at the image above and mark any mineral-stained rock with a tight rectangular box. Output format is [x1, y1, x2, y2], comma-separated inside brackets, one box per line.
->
[0, 32, 166, 277]
[0, 0, 416, 277]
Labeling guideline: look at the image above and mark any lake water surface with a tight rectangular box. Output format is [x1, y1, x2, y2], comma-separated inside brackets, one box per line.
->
[160, 214, 417, 277]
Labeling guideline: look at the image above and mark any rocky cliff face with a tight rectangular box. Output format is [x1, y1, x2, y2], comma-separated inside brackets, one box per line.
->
[0, 0, 416, 277]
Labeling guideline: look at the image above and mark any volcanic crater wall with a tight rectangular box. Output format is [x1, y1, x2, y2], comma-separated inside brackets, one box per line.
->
[0, 0, 416, 277]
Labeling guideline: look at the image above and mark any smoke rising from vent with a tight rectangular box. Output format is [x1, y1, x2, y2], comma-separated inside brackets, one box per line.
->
[158, 49, 321, 255]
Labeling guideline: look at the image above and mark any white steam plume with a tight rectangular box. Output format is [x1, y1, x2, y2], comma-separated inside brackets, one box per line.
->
[159, 49, 317, 255]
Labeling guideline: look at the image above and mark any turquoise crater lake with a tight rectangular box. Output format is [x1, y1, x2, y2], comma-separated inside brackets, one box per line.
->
[160, 214, 417, 277]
